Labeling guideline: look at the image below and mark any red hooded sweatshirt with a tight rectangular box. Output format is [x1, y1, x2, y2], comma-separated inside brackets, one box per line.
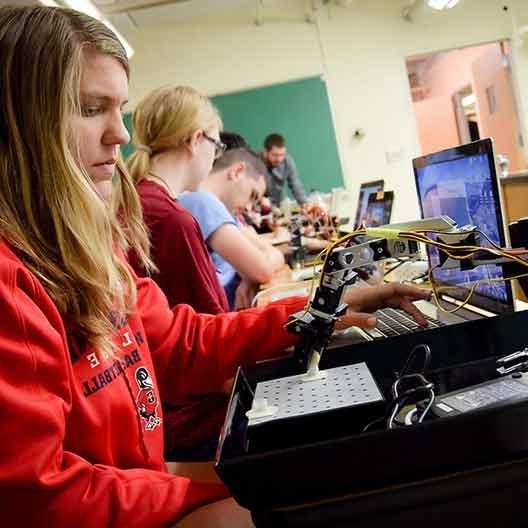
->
[0, 239, 303, 526]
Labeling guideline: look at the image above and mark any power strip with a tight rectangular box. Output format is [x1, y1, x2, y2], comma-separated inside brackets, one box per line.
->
[430, 372, 528, 418]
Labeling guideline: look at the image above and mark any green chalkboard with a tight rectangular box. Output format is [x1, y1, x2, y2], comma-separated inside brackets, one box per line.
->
[212, 77, 343, 196]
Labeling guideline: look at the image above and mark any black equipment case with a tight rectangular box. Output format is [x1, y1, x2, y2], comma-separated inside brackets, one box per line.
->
[215, 310, 528, 527]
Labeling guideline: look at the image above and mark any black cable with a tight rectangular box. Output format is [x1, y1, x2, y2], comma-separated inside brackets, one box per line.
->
[363, 344, 434, 432]
[397, 343, 432, 378]
[388, 374, 435, 429]
[383, 259, 406, 277]
[410, 272, 428, 283]
[362, 416, 385, 433]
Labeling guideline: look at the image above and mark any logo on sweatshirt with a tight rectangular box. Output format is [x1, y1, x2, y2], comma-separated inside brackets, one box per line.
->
[135, 366, 161, 431]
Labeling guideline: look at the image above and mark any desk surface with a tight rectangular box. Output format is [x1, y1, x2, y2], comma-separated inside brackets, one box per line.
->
[338, 222, 356, 234]
[260, 264, 293, 289]
[258, 265, 312, 306]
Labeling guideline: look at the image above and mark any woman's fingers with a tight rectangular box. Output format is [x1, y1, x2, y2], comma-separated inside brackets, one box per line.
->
[337, 311, 377, 330]
[390, 283, 432, 302]
[397, 297, 428, 327]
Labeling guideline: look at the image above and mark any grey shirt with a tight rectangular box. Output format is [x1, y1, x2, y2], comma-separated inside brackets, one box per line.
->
[262, 152, 307, 206]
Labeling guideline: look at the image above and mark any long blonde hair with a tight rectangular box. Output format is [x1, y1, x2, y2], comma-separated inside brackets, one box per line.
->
[127, 85, 223, 183]
[0, 6, 151, 359]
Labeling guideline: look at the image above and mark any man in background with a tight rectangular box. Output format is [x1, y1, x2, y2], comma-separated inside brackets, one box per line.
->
[261, 133, 307, 206]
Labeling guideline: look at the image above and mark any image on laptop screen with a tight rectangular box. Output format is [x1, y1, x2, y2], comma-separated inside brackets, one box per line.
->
[413, 139, 513, 315]
[354, 180, 384, 229]
[364, 191, 393, 227]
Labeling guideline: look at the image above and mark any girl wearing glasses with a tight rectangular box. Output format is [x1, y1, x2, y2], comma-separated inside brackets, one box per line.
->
[128, 86, 229, 315]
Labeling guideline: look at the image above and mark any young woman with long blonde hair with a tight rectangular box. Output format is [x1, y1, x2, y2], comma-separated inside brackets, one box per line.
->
[0, 6, 430, 527]
[127, 85, 229, 314]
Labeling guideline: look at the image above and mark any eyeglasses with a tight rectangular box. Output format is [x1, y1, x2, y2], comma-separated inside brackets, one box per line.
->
[249, 189, 262, 204]
[203, 132, 227, 159]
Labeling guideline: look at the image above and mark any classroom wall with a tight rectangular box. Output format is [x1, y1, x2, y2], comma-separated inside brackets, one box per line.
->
[125, 0, 528, 223]
[127, 20, 322, 107]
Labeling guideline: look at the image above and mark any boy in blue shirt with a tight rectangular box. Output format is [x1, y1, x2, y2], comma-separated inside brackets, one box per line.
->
[180, 148, 284, 309]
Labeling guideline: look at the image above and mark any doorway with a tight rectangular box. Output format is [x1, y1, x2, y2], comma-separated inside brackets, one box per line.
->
[453, 85, 480, 143]
[406, 41, 527, 174]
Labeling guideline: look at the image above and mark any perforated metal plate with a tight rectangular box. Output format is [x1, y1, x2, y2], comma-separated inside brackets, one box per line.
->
[248, 362, 384, 426]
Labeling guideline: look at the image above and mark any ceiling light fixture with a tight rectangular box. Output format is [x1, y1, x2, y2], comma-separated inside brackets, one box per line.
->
[39, 0, 134, 58]
[427, 0, 460, 10]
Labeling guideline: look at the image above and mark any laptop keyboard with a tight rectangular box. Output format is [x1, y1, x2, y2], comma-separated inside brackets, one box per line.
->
[363, 307, 445, 340]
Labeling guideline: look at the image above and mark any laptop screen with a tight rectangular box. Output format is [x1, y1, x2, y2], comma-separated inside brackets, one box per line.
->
[413, 139, 513, 315]
[364, 191, 393, 227]
[354, 180, 384, 229]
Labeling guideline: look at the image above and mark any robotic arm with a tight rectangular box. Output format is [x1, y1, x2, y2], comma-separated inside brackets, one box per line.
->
[286, 216, 528, 376]
[286, 236, 419, 375]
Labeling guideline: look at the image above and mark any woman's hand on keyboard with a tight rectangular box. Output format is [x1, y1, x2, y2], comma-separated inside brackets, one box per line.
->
[337, 283, 432, 330]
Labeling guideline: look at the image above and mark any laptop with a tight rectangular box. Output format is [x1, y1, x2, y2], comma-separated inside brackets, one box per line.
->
[364, 190, 394, 227]
[353, 180, 385, 229]
[334, 138, 514, 345]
